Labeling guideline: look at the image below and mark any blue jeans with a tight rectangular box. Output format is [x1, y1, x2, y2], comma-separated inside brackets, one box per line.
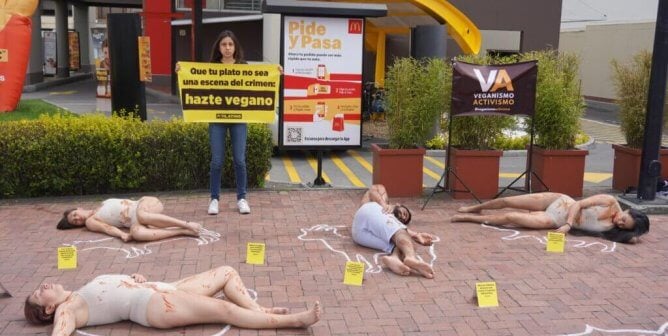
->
[209, 123, 247, 201]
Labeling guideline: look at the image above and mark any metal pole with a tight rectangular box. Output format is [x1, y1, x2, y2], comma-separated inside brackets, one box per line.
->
[313, 151, 326, 186]
[638, 0, 668, 200]
[191, 0, 203, 61]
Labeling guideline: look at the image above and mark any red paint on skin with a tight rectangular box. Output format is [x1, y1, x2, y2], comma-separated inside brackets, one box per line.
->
[58, 312, 68, 331]
[161, 294, 175, 312]
[120, 200, 131, 225]
[118, 280, 141, 289]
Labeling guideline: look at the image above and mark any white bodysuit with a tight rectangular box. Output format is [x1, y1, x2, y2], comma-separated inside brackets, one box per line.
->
[76, 274, 176, 327]
[94, 199, 139, 228]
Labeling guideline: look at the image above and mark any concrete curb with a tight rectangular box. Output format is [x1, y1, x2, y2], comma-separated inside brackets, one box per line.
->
[23, 73, 93, 93]
[617, 193, 668, 214]
[145, 87, 180, 104]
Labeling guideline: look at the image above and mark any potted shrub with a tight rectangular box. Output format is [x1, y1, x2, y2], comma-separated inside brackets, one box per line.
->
[521, 50, 588, 197]
[372, 57, 447, 196]
[610, 50, 668, 191]
[447, 54, 515, 199]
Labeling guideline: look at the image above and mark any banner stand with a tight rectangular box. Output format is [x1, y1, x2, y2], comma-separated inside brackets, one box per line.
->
[494, 119, 548, 198]
[422, 114, 481, 210]
[0, 282, 11, 298]
[422, 59, 546, 210]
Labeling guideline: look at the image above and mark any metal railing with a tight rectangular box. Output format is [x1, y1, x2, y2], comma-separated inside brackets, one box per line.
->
[175, 0, 261, 12]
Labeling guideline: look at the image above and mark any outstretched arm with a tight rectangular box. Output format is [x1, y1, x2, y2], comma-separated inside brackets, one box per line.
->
[85, 217, 131, 242]
[51, 307, 76, 336]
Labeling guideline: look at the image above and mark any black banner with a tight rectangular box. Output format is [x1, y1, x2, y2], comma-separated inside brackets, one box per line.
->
[451, 60, 537, 117]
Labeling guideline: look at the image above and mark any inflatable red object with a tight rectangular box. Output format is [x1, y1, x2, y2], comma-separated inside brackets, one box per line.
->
[0, 0, 39, 112]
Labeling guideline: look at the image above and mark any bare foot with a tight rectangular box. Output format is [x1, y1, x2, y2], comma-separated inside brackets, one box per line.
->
[381, 255, 411, 276]
[403, 257, 434, 279]
[457, 205, 481, 213]
[262, 306, 290, 314]
[295, 301, 321, 328]
[185, 222, 202, 235]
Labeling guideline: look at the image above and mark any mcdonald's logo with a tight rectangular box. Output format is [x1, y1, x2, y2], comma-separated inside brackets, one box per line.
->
[348, 19, 363, 34]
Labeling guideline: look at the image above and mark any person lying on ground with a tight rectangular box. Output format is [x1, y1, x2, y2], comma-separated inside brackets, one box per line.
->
[452, 192, 650, 244]
[353, 184, 436, 278]
[57, 196, 204, 242]
[24, 265, 321, 335]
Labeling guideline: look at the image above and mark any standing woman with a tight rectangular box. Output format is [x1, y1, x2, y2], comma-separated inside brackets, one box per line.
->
[207, 30, 251, 215]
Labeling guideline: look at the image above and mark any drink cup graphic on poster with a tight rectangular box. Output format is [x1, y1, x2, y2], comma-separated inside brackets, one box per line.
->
[317, 64, 326, 79]
[332, 114, 344, 132]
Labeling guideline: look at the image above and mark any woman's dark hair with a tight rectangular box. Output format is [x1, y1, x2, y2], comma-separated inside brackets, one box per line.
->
[393, 205, 412, 225]
[57, 209, 77, 230]
[24, 296, 54, 325]
[570, 209, 650, 244]
[209, 30, 244, 63]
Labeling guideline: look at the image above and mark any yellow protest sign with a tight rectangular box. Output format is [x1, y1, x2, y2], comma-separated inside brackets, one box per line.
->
[246, 242, 265, 265]
[546, 231, 565, 253]
[475, 281, 498, 307]
[57, 246, 77, 270]
[177, 62, 280, 123]
[343, 261, 364, 286]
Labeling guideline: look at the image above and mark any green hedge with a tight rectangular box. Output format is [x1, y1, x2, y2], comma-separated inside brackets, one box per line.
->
[0, 115, 272, 198]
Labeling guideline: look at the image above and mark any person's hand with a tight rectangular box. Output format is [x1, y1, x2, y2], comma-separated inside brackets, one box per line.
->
[382, 204, 393, 214]
[175, 63, 181, 73]
[414, 232, 434, 246]
[121, 232, 132, 242]
[277, 65, 284, 75]
[130, 273, 147, 283]
[555, 223, 571, 234]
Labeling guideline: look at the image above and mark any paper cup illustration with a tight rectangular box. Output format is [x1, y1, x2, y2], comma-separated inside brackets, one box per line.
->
[332, 113, 345, 132]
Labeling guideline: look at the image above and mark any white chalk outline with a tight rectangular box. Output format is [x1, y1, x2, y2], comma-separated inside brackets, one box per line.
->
[297, 224, 440, 274]
[481, 224, 617, 253]
[64, 228, 221, 259]
[75, 289, 257, 336]
[561, 321, 668, 336]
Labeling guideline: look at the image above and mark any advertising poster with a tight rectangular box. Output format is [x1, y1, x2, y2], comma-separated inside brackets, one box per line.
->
[68, 31, 80, 71]
[90, 28, 110, 98]
[282, 16, 363, 148]
[177, 61, 280, 123]
[137, 36, 152, 82]
[42, 31, 56, 75]
[451, 60, 538, 117]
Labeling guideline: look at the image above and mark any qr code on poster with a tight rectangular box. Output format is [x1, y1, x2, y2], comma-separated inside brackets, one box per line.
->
[287, 127, 302, 143]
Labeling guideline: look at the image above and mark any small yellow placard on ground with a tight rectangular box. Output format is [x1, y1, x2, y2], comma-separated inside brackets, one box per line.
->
[475, 281, 499, 307]
[57, 246, 77, 270]
[343, 261, 365, 286]
[246, 242, 265, 265]
[546, 231, 565, 253]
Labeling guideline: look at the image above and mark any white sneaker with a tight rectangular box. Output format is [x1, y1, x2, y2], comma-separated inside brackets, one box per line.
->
[237, 199, 251, 214]
[208, 199, 219, 215]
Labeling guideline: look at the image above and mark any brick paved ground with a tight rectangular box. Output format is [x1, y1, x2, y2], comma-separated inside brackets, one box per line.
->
[1, 189, 667, 336]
